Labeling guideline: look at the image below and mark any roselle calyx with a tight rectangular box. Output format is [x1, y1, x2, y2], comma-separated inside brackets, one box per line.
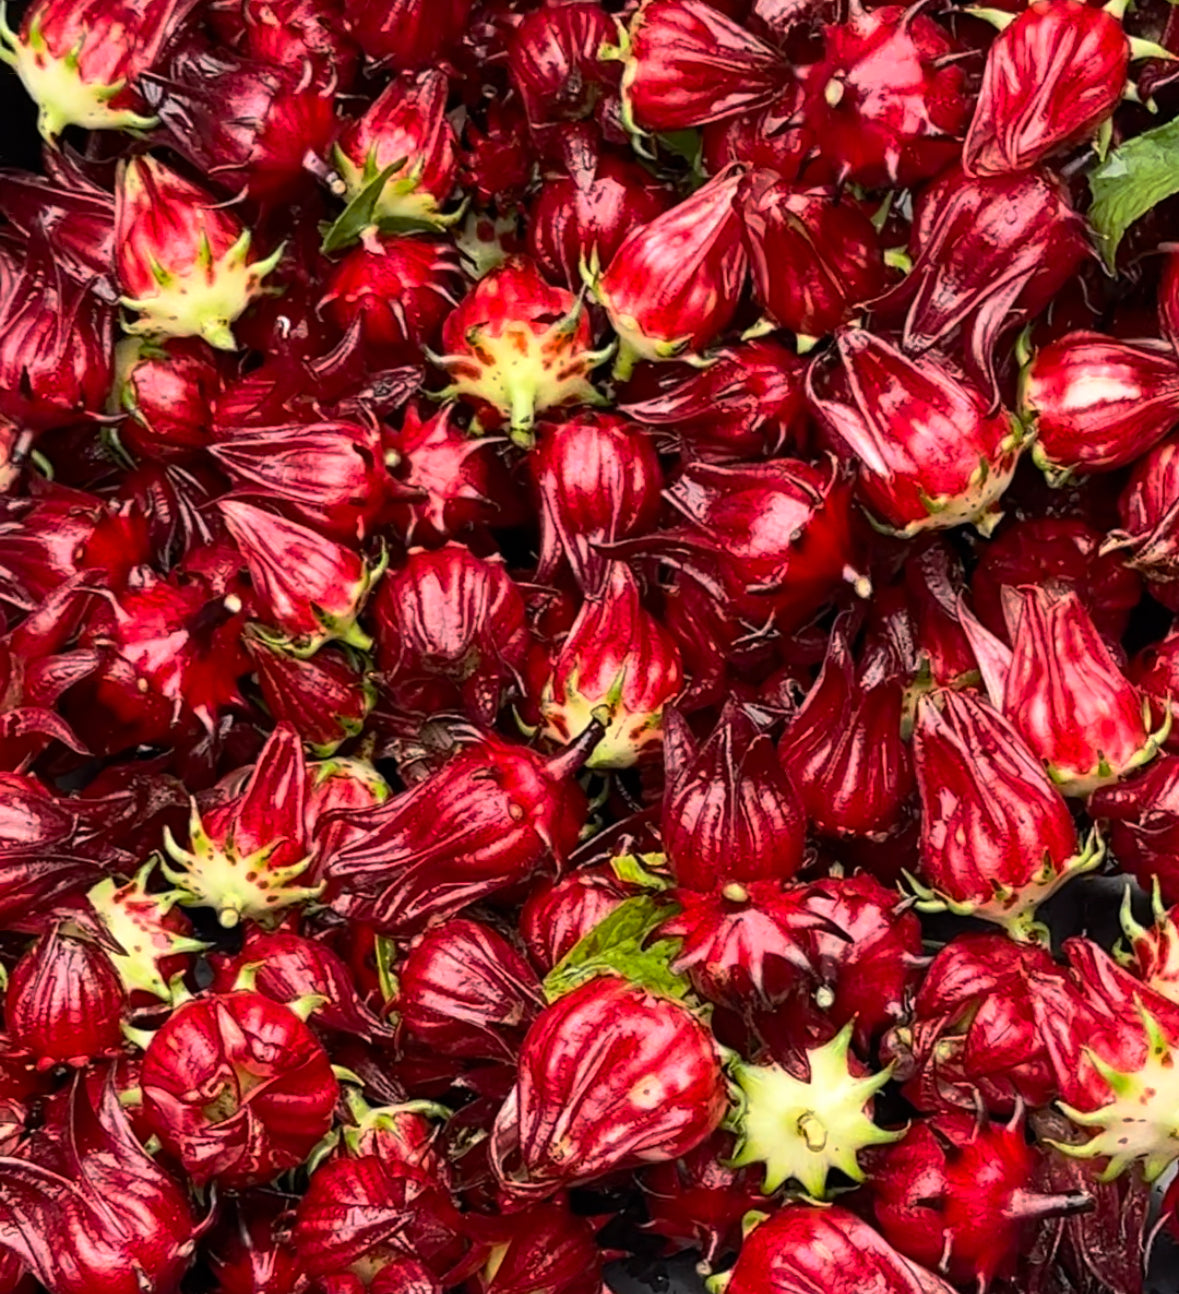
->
[662, 704, 806, 891]
[808, 329, 1024, 536]
[433, 255, 610, 445]
[616, 0, 791, 134]
[0, 0, 195, 139]
[911, 689, 1101, 941]
[592, 167, 748, 379]
[1023, 332, 1179, 483]
[539, 564, 683, 769]
[1091, 755, 1179, 903]
[322, 730, 592, 935]
[140, 985, 339, 1189]
[870, 1109, 1090, 1290]
[161, 723, 321, 929]
[115, 155, 281, 351]
[491, 974, 726, 1204]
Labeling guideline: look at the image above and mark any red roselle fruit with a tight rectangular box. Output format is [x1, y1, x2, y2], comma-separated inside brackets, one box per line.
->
[508, 4, 621, 135]
[6, 925, 126, 1069]
[1108, 431, 1179, 594]
[1130, 629, 1179, 745]
[742, 174, 885, 341]
[1091, 755, 1179, 902]
[0, 1077, 197, 1294]
[206, 1194, 300, 1294]
[527, 146, 671, 292]
[471, 1202, 604, 1294]
[971, 516, 1142, 646]
[519, 861, 637, 973]
[490, 974, 726, 1204]
[808, 329, 1024, 536]
[659, 880, 829, 1011]
[161, 723, 321, 929]
[397, 918, 544, 1062]
[243, 633, 375, 758]
[869, 1110, 1090, 1290]
[111, 336, 221, 462]
[345, 0, 472, 71]
[320, 234, 464, 364]
[1023, 332, 1179, 483]
[616, 0, 790, 133]
[780, 614, 913, 842]
[621, 339, 807, 460]
[638, 1131, 768, 1269]
[218, 500, 383, 656]
[0, 233, 113, 433]
[371, 544, 529, 727]
[538, 563, 683, 770]
[0, 0, 195, 139]
[140, 986, 339, 1189]
[322, 731, 592, 935]
[882, 932, 1073, 1115]
[209, 925, 394, 1042]
[984, 584, 1164, 796]
[662, 704, 806, 891]
[531, 412, 663, 591]
[114, 155, 281, 351]
[433, 255, 609, 445]
[331, 69, 458, 229]
[807, 5, 969, 187]
[593, 167, 749, 379]
[873, 165, 1090, 394]
[700, 84, 812, 183]
[383, 402, 524, 548]
[963, 0, 1130, 177]
[911, 689, 1099, 940]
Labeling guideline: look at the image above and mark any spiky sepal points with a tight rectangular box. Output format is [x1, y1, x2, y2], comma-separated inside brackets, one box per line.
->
[160, 802, 323, 930]
[1055, 1005, 1179, 1183]
[120, 231, 283, 351]
[907, 827, 1105, 944]
[725, 1022, 901, 1199]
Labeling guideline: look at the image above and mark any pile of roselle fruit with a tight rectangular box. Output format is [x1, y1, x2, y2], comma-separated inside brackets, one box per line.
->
[15, 0, 1179, 1292]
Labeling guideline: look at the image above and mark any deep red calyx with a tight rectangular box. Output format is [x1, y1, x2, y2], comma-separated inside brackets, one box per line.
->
[141, 987, 338, 1189]
[6, 925, 126, 1069]
[963, 0, 1130, 177]
[434, 255, 608, 446]
[0, 1077, 197, 1294]
[1023, 332, 1179, 483]
[113, 335, 222, 462]
[508, 4, 622, 138]
[531, 412, 663, 591]
[912, 688, 1092, 940]
[870, 1109, 1090, 1290]
[808, 329, 1024, 536]
[321, 732, 590, 935]
[114, 155, 281, 351]
[539, 563, 683, 770]
[345, 0, 471, 70]
[470, 1202, 604, 1294]
[595, 167, 749, 378]
[726, 1204, 955, 1294]
[619, 0, 791, 134]
[371, 544, 530, 727]
[1091, 755, 1179, 903]
[742, 174, 885, 339]
[519, 861, 638, 973]
[806, 5, 968, 187]
[397, 918, 544, 1062]
[490, 974, 726, 1204]
[1109, 431, 1179, 593]
[662, 703, 806, 891]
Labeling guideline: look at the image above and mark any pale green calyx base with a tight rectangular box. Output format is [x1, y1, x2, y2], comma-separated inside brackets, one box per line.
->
[120, 231, 283, 352]
[725, 1022, 901, 1200]
[539, 668, 665, 770]
[0, 8, 158, 141]
[907, 827, 1105, 945]
[160, 801, 323, 930]
[888, 427, 1025, 539]
[1055, 1004, 1179, 1183]
[429, 310, 612, 448]
[1046, 701, 1171, 799]
[87, 861, 210, 1001]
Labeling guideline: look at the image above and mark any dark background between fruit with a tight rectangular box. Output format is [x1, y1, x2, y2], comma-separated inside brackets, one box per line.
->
[2, 13, 1179, 1293]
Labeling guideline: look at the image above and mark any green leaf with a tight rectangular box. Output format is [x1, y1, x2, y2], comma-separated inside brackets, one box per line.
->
[320, 161, 403, 255]
[610, 851, 672, 891]
[1089, 117, 1179, 270]
[543, 895, 690, 1003]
